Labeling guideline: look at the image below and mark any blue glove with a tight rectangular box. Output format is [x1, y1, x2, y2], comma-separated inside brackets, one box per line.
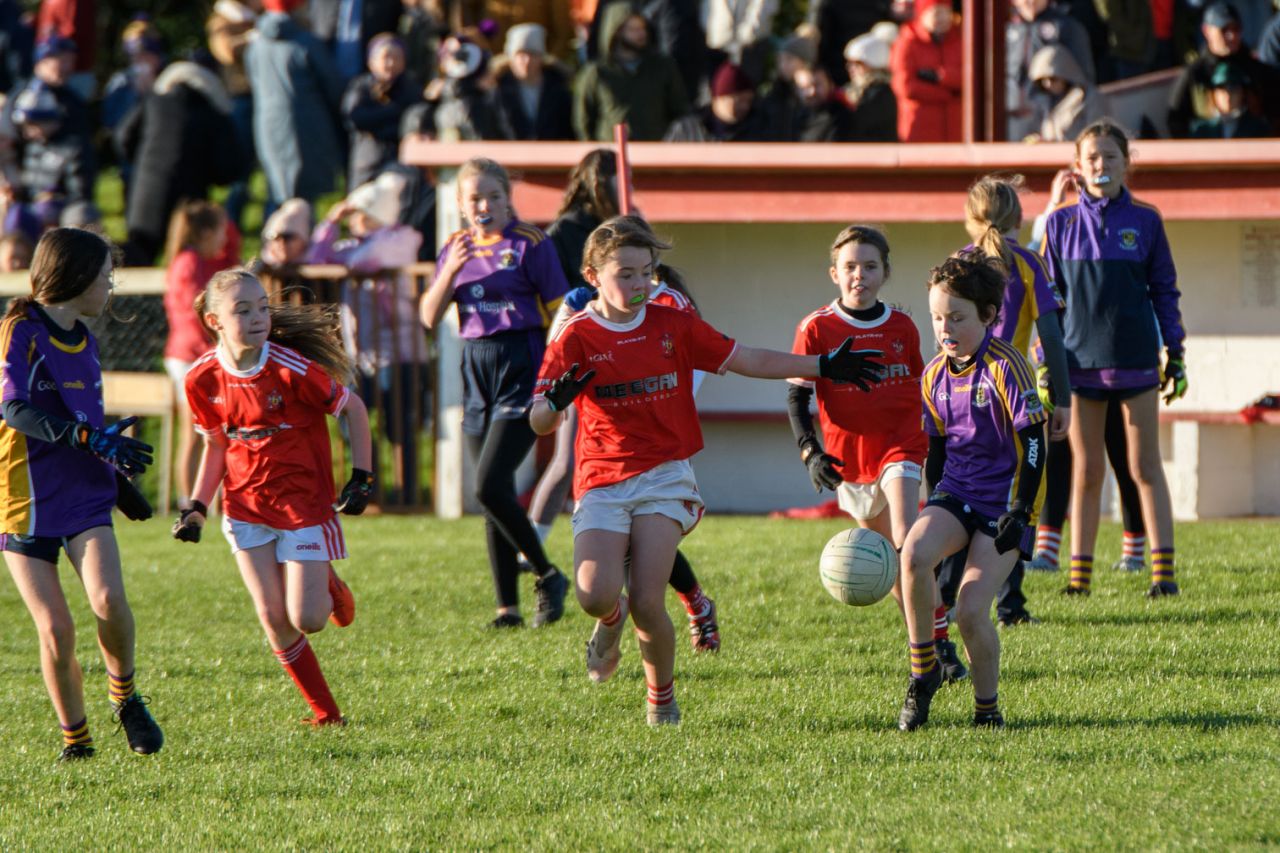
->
[74, 417, 154, 477]
[564, 286, 597, 312]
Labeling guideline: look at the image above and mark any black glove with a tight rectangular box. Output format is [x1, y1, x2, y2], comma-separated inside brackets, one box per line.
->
[993, 507, 1030, 555]
[172, 500, 207, 543]
[817, 338, 884, 391]
[73, 416, 154, 477]
[917, 68, 940, 83]
[334, 468, 375, 515]
[801, 441, 843, 493]
[115, 471, 153, 521]
[544, 362, 597, 412]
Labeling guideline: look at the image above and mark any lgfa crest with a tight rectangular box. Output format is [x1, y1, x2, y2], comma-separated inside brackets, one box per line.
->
[972, 383, 990, 408]
[498, 248, 518, 269]
[267, 389, 283, 411]
[661, 333, 675, 358]
[1118, 228, 1140, 251]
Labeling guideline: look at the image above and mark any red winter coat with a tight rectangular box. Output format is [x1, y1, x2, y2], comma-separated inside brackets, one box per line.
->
[889, 15, 963, 142]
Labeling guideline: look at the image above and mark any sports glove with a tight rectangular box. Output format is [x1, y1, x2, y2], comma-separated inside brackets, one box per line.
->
[817, 338, 884, 391]
[916, 68, 940, 83]
[1161, 352, 1187, 405]
[115, 471, 153, 521]
[564, 285, 597, 312]
[801, 441, 843, 493]
[334, 468, 375, 515]
[73, 416, 154, 477]
[1036, 363, 1055, 414]
[172, 500, 207, 543]
[993, 507, 1030, 555]
[544, 362, 597, 412]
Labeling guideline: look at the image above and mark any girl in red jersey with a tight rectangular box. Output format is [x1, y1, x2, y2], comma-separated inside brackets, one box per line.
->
[162, 200, 241, 510]
[530, 216, 883, 725]
[787, 225, 965, 684]
[172, 268, 374, 727]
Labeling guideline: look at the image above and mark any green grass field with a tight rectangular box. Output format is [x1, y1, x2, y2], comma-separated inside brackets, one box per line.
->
[1, 516, 1277, 849]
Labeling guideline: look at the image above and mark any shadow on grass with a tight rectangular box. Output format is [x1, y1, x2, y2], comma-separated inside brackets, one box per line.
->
[1045, 606, 1252, 627]
[1009, 710, 1271, 731]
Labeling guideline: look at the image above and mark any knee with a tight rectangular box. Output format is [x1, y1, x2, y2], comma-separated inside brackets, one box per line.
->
[288, 602, 329, 635]
[87, 586, 131, 626]
[38, 615, 77, 664]
[574, 569, 615, 616]
[473, 478, 509, 512]
[901, 548, 934, 582]
[627, 588, 667, 630]
[952, 595, 988, 635]
[1076, 457, 1106, 490]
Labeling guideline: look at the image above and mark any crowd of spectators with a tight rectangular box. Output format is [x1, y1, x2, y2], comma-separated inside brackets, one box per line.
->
[0, 0, 1277, 270]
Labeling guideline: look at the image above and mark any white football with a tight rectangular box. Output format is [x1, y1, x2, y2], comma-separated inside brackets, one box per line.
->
[819, 528, 899, 606]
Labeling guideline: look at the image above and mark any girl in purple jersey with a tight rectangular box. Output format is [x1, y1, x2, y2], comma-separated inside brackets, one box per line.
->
[898, 253, 1047, 732]
[419, 157, 572, 629]
[0, 228, 164, 761]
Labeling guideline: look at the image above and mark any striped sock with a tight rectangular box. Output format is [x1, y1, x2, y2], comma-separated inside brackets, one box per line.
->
[108, 670, 136, 706]
[932, 605, 950, 641]
[910, 640, 937, 680]
[601, 598, 624, 627]
[646, 680, 675, 708]
[975, 694, 999, 715]
[1069, 555, 1094, 590]
[274, 636, 342, 723]
[1123, 532, 1146, 562]
[1034, 526, 1062, 565]
[1152, 548, 1175, 584]
[677, 584, 709, 619]
[61, 717, 93, 749]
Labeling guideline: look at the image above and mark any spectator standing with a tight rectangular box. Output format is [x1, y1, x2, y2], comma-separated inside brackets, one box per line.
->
[430, 32, 511, 141]
[398, 0, 446, 84]
[1189, 61, 1274, 137]
[34, 0, 94, 98]
[705, 0, 778, 84]
[1092, 0, 1154, 80]
[842, 29, 899, 141]
[206, 0, 261, 230]
[308, 0, 405, 83]
[664, 61, 771, 141]
[245, 0, 346, 209]
[101, 18, 166, 193]
[117, 61, 246, 266]
[588, 0, 705, 104]
[758, 32, 815, 142]
[1167, 1, 1278, 137]
[808, 0, 892, 86]
[1026, 44, 1108, 142]
[342, 33, 423, 189]
[574, 5, 689, 141]
[790, 62, 854, 141]
[494, 23, 575, 140]
[1006, 0, 1095, 141]
[890, 0, 962, 142]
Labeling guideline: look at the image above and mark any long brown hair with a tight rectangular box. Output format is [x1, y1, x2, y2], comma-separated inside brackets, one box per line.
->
[4, 227, 115, 321]
[555, 148, 619, 223]
[196, 268, 354, 384]
[164, 199, 226, 265]
[964, 174, 1023, 272]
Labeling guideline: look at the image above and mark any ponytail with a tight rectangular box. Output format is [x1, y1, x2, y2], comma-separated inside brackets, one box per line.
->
[964, 174, 1024, 274]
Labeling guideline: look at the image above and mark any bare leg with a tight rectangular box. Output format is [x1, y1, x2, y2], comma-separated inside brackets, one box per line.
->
[283, 560, 336, 635]
[5, 552, 84, 727]
[65, 527, 135, 679]
[953, 535, 1019, 700]
[1067, 396, 1109, 587]
[628, 513, 682, 695]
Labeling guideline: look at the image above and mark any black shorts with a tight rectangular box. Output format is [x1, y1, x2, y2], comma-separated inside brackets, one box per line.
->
[927, 492, 1000, 540]
[0, 525, 106, 564]
[461, 331, 541, 436]
[1072, 384, 1157, 403]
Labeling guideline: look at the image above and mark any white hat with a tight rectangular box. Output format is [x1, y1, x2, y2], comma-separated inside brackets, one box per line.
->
[263, 198, 311, 240]
[843, 32, 891, 70]
[505, 23, 546, 57]
[347, 172, 407, 227]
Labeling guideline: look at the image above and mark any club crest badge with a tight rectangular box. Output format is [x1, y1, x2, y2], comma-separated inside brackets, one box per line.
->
[892, 338, 905, 356]
[661, 333, 675, 358]
[1118, 228, 1139, 251]
[973, 384, 990, 408]
[267, 390, 283, 411]
[498, 248, 518, 269]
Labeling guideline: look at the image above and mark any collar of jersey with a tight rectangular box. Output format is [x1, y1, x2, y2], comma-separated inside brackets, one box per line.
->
[830, 299, 889, 329]
[217, 341, 271, 377]
[946, 330, 993, 377]
[471, 229, 506, 248]
[586, 302, 646, 331]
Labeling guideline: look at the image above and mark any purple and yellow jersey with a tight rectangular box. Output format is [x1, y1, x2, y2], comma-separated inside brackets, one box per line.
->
[0, 310, 115, 536]
[437, 220, 571, 341]
[974, 239, 1064, 354]
[921, 330, 1048, 518]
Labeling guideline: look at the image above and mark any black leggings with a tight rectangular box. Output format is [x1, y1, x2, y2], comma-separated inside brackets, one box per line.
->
[466, 418, 555, 609]
[1040, 399, 1145, 534]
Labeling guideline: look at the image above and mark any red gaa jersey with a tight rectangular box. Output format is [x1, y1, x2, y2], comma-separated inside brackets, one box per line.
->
[537, 303, 737, 494]
[185, 342, 350, 529]
[790, 302, 927, 483]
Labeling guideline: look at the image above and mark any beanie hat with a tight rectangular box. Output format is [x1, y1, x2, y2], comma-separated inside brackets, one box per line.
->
[347, 173, 408, 227]
[778, 33, 817, 66]
[263, 198, 312, 241]
[711, 62, 755, 97]
[843, 33, 891, 70]
[505, 22, 546, 57]
[439, 35, 488, 80]
[33, 36, 76, 63]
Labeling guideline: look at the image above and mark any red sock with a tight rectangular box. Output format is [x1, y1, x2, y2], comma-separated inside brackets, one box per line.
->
[274, 636, 342, 722]
[647, 680, 675, 708]
[677, 584, 709, 619]
[933, 604, 949, 641]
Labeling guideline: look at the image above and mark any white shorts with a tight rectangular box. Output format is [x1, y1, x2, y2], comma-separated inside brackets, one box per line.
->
[164, 358, 193, 403]
[572, 459, 705, 537]
[836, 460, 923, 521]
[221, 515, 348, 563]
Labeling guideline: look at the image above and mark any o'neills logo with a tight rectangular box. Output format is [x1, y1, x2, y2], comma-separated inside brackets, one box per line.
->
[296, 542, 322, 551]
[595, 372, 678, 399]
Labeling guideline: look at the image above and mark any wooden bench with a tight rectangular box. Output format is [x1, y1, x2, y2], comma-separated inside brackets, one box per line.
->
[103, 371, 174, 515]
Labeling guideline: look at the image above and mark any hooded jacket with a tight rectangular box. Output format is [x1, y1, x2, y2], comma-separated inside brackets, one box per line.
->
[889, 4, 962, 142]
[572, 4, 689, 141]
[1028, 45, 1107, 142]
[1005, 4, 1094, 139]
